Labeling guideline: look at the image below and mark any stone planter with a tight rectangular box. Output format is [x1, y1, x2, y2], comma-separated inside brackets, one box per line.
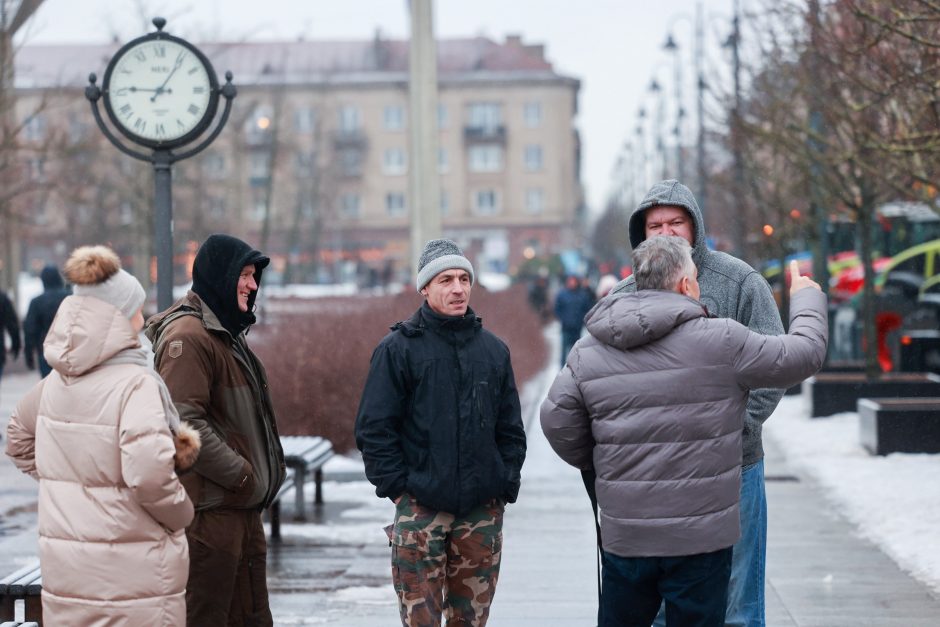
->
[802, 371, 940, 418]
[859, 398, 940, 455]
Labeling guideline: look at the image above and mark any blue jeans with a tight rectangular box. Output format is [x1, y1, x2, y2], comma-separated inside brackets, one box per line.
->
[599, 547, 732, 627]
[726, 460, 767, 627]
[652, 460, 767, 627]
[560, 328, 581, 367]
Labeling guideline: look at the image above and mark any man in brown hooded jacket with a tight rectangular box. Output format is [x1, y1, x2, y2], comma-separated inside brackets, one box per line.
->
[146, 234, 286, 626]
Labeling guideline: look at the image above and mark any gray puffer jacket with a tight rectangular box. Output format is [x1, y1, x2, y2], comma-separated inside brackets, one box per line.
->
[612, 180, 786, 467]
[540, 288, 827, 558]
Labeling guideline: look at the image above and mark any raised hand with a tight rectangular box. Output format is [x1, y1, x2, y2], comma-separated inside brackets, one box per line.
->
[789, 260, 822, 296]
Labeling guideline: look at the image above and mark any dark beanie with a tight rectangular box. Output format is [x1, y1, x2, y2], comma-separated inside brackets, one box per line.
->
[192, 234, 269, 337]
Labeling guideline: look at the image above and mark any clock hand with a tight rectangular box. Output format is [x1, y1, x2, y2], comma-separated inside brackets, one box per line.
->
[150, 53, 186, 102]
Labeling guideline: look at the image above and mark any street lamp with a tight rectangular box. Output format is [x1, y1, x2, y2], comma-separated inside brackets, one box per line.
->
[648, 77, 668, 181]
[662, 1, 707, 218]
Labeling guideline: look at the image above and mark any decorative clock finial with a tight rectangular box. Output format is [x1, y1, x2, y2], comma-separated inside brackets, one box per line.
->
[153, 17, 166, 32]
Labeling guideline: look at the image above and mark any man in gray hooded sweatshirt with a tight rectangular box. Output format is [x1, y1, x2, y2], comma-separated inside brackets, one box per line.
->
[611, 179, 784, 627]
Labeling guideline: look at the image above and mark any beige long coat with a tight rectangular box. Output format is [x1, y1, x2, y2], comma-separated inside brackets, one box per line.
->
[5, 295, 194, 626]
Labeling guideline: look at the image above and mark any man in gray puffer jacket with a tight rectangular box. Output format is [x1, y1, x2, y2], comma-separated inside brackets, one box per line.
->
[610, 179, 784, 627]
[541, 236, 827, 626]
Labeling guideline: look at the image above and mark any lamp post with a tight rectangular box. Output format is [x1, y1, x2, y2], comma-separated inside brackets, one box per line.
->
[86, 18, 236, 310]
[649, 77, 667, 181]
[662, 34, 686, 184]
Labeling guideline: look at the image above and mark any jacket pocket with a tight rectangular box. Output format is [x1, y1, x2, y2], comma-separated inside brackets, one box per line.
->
[474, 380, 495, 428]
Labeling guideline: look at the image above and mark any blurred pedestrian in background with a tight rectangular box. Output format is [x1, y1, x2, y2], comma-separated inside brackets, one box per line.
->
[356, 238, 527, 627]
[146, 233, 286, 627]
[0, 287, 21, 395]
[542, 237, 827, 627]
[611, 180, 786, 626]
[6, 245, 198, 626]
[554, 274, 594, 367]
[23, 264, 71, 377]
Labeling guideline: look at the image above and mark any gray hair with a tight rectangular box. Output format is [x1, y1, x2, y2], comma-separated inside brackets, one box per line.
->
[633, 236, 695, 291]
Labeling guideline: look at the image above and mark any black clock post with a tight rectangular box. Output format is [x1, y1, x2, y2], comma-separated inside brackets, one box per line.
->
[85, 17, 237, 310]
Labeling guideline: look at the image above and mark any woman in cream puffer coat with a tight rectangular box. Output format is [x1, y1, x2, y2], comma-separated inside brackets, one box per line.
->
[5, 246, 200, 627]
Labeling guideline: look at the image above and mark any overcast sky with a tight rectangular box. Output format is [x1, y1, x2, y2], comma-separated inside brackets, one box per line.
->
[19, 0, 745, 215]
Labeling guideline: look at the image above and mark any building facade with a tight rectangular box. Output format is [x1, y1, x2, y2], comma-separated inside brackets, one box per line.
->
[11, 33, 582, 287]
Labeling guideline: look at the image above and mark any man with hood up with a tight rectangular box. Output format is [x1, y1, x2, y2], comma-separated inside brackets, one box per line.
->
[23, 264, 71, 377]
[145, 233, 286, 627]
[610, 180, 785, 626]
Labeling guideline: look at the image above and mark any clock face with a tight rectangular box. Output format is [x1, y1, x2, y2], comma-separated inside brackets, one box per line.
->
[104, 37, 218, 147]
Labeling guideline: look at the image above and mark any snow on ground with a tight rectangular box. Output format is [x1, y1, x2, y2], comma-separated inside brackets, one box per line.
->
[765, 394, 940, 595]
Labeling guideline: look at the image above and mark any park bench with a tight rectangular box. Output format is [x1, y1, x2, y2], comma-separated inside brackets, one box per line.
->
[0, 560, 42, 626]
[268, 435, 335, 540]
[859, 397, 940, 455]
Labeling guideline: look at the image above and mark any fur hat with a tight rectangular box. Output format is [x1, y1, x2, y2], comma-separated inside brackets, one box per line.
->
[415, 238, 475, 292]
[64, 245, 146, 319]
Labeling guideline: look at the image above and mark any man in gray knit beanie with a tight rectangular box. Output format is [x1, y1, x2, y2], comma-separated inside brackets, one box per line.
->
[356, 237, 526, 625]
[415, 238, 475, 292]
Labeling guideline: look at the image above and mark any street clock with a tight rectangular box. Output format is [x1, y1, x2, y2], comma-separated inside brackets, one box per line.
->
[102, 21, 219, 149]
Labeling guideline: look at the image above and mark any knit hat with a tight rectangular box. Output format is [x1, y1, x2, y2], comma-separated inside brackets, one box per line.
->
[415, 238, 475, 292]
[64, 245, 146, 319]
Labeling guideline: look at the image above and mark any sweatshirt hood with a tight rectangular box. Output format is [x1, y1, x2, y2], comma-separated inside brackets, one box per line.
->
[40, 264, 64, 290]
[191, 234, 269, 337]
[44, 295, 141, 377]
[629, 179, 708, 267]
[584, 290, 707, 350]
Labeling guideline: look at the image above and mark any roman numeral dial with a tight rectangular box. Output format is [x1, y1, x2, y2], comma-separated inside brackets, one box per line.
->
[103, 35, 218, 147]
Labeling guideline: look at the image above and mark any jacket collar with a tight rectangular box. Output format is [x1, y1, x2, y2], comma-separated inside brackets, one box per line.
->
[393, 302, 481, 338]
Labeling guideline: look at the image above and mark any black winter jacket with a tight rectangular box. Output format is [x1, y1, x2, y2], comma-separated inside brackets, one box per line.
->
[355, 303, 527, 516]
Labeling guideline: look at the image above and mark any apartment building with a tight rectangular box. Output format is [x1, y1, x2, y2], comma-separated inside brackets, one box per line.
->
[12, 33, 582, 285]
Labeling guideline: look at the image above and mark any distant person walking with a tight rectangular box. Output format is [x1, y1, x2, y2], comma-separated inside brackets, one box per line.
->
[6, 245, 198, 626]
[0, 287, 21, 392]
[554, 274, 594, 367]
[541, 236, 828, 626]
[23, 264, 71, 377]
[355, 238, 527, 627]
[145, 233, 286, 627]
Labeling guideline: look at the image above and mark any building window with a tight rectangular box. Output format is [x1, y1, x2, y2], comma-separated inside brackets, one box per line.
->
[386, 192, 406, 217]
[249, 153, 271, 180]
[119, 201, 134, 225]
[440, 190, 450, 216]
[339, 105, 360, 133]
[339, 148, 362, 177]
[384, 105, 405, 130]
[295, 150, 316, 176]
[294, 107, 316, 133]
[23, 114, 46, 142]
[474, 189, 500, 215]
[25, 157, 45, 181]
[207, 195, 226, 219]
[525, 188, 545, 214]
[68, 112, 89, 142]
[438, 104, 448, 129]
[251, 188, 267, 220]
[523, 101, 542, 128]
[524, 144, 543, 171]
[383, 147, 407, 175]
[468, 145, 503, 172]
[202, 153, 226, 179]
[340, 193, 360, 219]
[467, 103, 502, 131]
[438, 147, 448, 173]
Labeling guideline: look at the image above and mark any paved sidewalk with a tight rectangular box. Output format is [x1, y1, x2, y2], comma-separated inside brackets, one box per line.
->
[3, 324, 940, 625]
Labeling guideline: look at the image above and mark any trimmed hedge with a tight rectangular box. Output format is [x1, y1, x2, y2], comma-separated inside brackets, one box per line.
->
[251, 288, 548, 453]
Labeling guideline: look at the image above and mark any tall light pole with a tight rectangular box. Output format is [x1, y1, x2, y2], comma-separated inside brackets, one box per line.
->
[695, 1, 707, 220]
[662, 34, 685, 184]
[728, 0, 746, 258]
[408, 0, 441, 272]
[649, 78, 667, 181]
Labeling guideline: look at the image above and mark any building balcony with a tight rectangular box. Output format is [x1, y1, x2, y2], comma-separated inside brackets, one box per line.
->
[463, 125, 507, 144]
[333, 129, 368, 149]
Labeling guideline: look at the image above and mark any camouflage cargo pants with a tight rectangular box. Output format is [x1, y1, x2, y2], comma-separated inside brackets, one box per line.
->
[385, 495, 504, 627]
